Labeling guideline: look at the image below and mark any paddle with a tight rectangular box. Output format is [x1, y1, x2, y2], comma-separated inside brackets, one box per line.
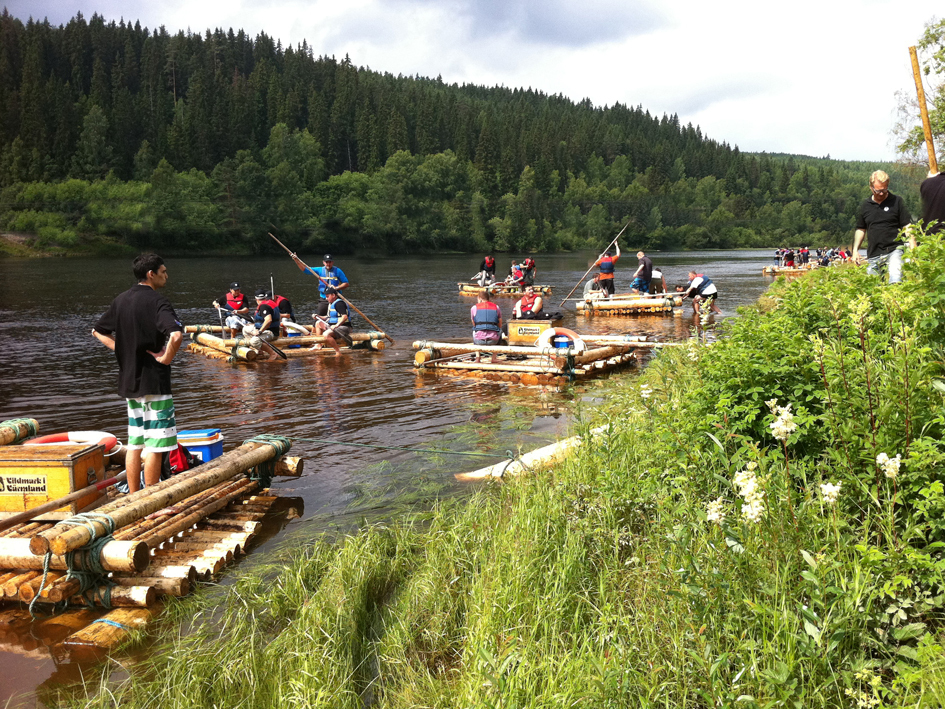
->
[313, 315, 354, 346]
[267, 232, 395, 345]
[559, 222, 630, 306]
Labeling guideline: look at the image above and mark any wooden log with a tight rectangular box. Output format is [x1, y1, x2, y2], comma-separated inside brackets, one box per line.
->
[432, 361, 564, 375]
[275, 457, 303, 477]
[31, 441, 285, 556]
[110, 576, 190, 597]
[192, 331, 381, 345]
[3, 570, 40, 597]
[191, 332, 259, 361]
[209, 511, 266, 522]
[34, 609, 98, 640]
[412, 340, 575, 356]
[0, 570, 22, 585]
[456, 425, 606, 481]
[0, 537, 148, 573]
[198, 519, 261, 533]
[60, 607, 153, 650]
[18, 571, 65, 601]
[59, 585, 156, 608]
[0, 419, 39, 446]
[167, 541, 241, 556]
[553, 345, 631, 369]
[114, 564, 196, 584]
[180, 530, 253, 545]
[188, 343, 242, 362]
[151, 553, 225, 574]
[39, 576, 81, 602]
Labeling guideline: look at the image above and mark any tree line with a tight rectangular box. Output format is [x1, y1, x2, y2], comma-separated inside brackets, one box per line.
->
[0, 10, 925, 253]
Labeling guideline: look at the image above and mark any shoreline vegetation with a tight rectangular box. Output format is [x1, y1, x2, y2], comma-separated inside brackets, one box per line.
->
[53, 229, 945, 708]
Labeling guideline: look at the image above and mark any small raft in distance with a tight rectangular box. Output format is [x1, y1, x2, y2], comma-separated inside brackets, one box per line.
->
[762, 264, 818, 277]
[457, 282, 553, 297]
[577, 293, 682, 316]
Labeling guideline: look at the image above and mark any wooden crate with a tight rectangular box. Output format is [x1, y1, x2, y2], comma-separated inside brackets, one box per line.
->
[0, 444, 105, 520]
[506, 317, 563, 346]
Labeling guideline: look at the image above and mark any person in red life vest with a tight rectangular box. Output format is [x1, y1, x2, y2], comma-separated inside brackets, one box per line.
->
[212, 282, 250, 337]
[243, 290, 283, 361]
[271, 293, 296, 325]
[471, 288, 502, 362]
[475, 254, 497, 286]
[513, 285, 544, 320]
[522, 257, 536, 286]
[310, 288, 351, 354]
[592, 242, 621, 298]
[506, 260, 525, 286]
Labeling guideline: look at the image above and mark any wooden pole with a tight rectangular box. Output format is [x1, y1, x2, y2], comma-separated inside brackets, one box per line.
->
[191, 332, 258, 361]
[0, 472, 127, 535]
[0, 537, 148, 572]
[559, 222, 629, 306]
[267, 232, 395, 345]
[30, 441, 286, 556]
[0, 419, 39, 446]
[910, 46, 939, 174]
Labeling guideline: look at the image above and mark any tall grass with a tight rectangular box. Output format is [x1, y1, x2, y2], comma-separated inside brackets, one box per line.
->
[63, 231, 945, 708]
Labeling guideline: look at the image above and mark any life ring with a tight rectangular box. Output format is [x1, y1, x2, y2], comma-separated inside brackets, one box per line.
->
[283, 321, 310, 335]
[25, 431, 119, 453]
[536, 327, 587, 353]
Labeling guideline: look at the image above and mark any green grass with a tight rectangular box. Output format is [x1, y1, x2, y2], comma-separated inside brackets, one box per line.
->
[57, 230, 945, 708]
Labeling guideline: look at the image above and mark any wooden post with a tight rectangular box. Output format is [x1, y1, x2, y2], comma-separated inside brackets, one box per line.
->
[910, 45, 939, 173]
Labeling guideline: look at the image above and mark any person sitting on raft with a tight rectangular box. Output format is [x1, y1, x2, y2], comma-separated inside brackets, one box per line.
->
[271, 293, 296, 325]
[243, 290, 283, 361]
[681, 271, 722, 315]
[471, 288, 501, 363]
[513, 285, 544, 320]
[583, 273, 604, 298]
[310, 287, 351, 354]
[212, 282, 250, 337]
[506, 260, 525, 287]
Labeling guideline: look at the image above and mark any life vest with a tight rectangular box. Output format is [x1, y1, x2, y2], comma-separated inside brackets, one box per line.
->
[484, 256, 495, 272]
[519, 293, 539, 314]
[317, 267, 343, 293]
[255, 299, 281, 333]
[599, 256, 615, 275]
[523, 258, 535, 270]
[473, 302, 501, 332]
[273, 295, 292, 318]
[512, 266, 524, 280]
[226, 293, 245, 310]
[689, 275, 714, 295]
[325, 300, 341, 325]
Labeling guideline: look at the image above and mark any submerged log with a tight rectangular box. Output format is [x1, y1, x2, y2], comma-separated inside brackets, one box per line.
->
[111, 576, 190, 597]
[456, 425, 607, 482]
[0, 418, 39, 446]
[60, 607, 153, 650]
[114, 564, 196, 583]
[30, 441, 287, 556]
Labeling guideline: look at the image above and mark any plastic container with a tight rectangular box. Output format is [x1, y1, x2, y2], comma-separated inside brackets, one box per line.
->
[178, 428, 224, 462]
[552, 335, 572, 349]
[286, 330, 302, 349]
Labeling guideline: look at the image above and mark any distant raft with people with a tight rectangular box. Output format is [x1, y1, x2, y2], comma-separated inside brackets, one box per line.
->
[576, 292, 682, 316]
[457, 282, 553, 297]
[762, 263, 819, 276]
[184, 325, 387, 363]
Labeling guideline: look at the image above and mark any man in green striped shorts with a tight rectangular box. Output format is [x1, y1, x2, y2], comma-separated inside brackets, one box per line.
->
[93, 254, 183, 493]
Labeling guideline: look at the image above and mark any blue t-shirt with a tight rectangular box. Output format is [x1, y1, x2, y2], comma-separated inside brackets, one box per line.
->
[304, 265, 349, 297]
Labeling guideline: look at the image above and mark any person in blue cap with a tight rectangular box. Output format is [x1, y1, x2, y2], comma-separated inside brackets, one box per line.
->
[291, 252, 349, 299]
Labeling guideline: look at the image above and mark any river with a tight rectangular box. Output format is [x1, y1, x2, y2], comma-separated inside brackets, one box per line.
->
[0, 248, 777, 706]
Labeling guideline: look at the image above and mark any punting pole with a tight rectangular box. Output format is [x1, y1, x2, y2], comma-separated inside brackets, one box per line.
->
[910, 46, 939, 174]
[559, 222, 630, 306]
[267, 232, 395, 345]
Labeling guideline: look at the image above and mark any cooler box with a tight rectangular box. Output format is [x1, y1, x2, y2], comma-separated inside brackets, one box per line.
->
[285, 330, 302, 349]
[507, 317, 563, 346]
[0, 444, 105, 520]
[178, 429, 224, 462]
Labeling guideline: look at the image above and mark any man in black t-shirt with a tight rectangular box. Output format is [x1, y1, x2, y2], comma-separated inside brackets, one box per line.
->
[93, 253, 183, 494]
[920, 170, 945, 235]
[852, 170, 915, 284]
[629, 251, 653, 293]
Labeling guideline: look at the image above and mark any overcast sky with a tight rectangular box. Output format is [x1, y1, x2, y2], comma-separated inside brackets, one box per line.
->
[5, 0, 942, 162]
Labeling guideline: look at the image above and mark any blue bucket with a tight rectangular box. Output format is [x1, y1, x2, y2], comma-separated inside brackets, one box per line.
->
[286, 330, 302, 349]
[552, 335, 572, 349]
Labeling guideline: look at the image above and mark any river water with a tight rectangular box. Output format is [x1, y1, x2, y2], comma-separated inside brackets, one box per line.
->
[0, 248, 777, 705]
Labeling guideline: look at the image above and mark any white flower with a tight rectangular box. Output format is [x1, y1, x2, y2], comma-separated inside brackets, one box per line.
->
[745, 461, 758, 472]
[706, 498, 727, 525]
[767, 400, 797, 442]
[877, 452, 901, 479]
[741, 499, 765, 523]
[820, 481, 841, 505]
[639, 385, 652, 400]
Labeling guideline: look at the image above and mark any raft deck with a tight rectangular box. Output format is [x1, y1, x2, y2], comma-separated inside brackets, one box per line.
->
[577, 294, 682, 316]
[184, 325, 387, 363]
[457, 282, 553, 297]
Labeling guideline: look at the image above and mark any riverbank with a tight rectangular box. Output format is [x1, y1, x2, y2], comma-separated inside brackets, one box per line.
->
[50, 233, 945, 707]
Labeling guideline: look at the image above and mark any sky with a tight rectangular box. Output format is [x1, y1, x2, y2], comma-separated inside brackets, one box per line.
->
[4, 0, 943, 162]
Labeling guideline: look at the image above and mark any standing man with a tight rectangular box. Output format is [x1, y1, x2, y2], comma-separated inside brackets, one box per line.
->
[292, 253, 349, 299]
[852, 170, 915, 284]
[681, 270, 721, 315]
[920, 169, 945, 234]
[522, 257, 537, 286]
[311, 288, 351, 354]
[629, 251, 653, 293]
[479, 254, 497, 284]
[592, 243, 621, 298]
[92, 254, 182, 494]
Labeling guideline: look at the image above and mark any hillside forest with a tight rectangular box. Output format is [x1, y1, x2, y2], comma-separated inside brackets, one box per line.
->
[0, 11, 930, 254]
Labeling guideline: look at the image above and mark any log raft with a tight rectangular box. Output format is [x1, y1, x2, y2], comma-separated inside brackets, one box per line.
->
[186, 327, 387, 362]
[577, 295, 682, 316]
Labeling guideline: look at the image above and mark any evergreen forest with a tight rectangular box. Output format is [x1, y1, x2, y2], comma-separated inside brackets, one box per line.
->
[0, 11, 927, 254]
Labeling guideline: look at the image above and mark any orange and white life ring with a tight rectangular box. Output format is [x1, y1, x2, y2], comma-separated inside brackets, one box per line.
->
[536, 327, 587, 353]
[24, 431, 119, 453]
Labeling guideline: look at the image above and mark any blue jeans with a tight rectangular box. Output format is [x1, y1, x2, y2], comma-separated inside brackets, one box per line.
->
[866, 245, 905, 284]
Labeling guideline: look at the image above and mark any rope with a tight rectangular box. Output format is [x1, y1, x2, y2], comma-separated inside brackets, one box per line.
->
[1, 418, 38, 443]
[90, 618, 130, 630]
[243, 434, 293, 488]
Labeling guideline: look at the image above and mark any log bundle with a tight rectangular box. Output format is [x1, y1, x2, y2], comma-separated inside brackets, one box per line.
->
[0, 436, 299, 655]
[577, 295, 681, 316]
[412, 338, 640, 388]
[186, 328, 387, 362]
[456, 283, 553, 297]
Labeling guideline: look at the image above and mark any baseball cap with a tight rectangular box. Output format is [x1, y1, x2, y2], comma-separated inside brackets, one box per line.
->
[255, 289, 268, 298]
[325, 287, 338, 296]
[323, 253, 333, 261]
[229, 282, 240, 289]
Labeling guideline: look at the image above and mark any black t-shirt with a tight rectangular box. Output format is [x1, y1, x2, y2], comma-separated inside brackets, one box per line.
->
[921, 173, 945, 235]
[855, 193, 912, 258]
[316, 300, 349, 323]
[94, 284, 182, 398]
[254, 303, 281, 334]
[638, 256, 653, 281]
